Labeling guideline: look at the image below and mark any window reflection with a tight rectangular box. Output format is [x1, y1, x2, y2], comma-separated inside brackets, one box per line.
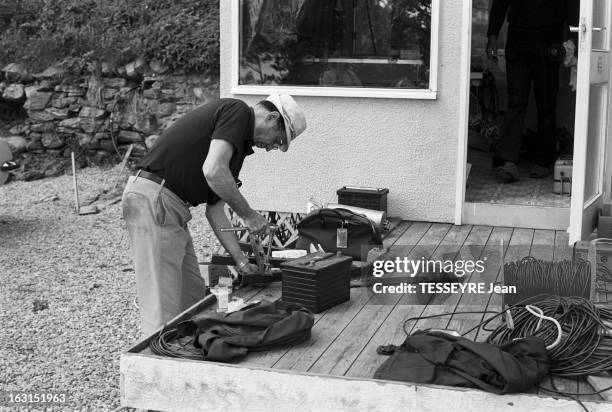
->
[240, 0, 432, 89]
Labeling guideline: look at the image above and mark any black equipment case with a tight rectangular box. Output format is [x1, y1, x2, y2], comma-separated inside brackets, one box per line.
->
[280, 252, 353, 313]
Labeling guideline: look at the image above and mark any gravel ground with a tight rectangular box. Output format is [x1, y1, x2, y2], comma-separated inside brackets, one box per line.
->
[0, 164, 220, 411]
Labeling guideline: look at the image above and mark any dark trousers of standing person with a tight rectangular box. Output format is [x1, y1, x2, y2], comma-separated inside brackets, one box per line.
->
[494, 29, 562, 169]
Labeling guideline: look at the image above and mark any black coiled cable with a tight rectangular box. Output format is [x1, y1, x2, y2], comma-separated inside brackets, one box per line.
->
[149, 329, 203, 360]
[486, 294, 612, 377]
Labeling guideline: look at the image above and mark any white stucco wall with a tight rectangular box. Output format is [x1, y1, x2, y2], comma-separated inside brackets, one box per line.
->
[220, 1, 465, 223]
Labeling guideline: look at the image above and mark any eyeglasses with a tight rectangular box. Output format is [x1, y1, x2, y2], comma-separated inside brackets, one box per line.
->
[276, 119, 286, 147]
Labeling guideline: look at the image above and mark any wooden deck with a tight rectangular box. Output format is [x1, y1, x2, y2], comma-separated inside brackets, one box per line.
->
[121, 222, 612, 411]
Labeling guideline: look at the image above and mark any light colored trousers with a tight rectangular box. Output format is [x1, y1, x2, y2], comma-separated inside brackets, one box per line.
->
[122, 175, 205, 337]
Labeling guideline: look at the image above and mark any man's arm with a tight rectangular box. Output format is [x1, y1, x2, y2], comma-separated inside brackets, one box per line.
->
[206, 200, 246, 264]
[202, 139, 268, 234]
[485, 0, 510, 62]
[487, 0, 510, 39]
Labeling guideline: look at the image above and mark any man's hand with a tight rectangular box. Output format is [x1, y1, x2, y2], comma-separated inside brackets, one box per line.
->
[238, 262, 260, 276]
[486, 35, 499, 62]
[243, 211, 269, 236]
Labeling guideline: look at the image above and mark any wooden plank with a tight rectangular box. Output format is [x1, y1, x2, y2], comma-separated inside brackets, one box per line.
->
[553, 230, 572, 261]
[442, 225, 494, 303]
[578, 377, 605, 402]
[406, 303, 460, 334]
[440, 226, 496, 341]
[456, 227, 513, 311]
[382, 219, 411, 248]
[307, 303, 396, 375]
[344, 305, 426, 378]
[394, 223, 453, 304]
[421, 224, 473, 305]
[587, 375, 612, 401]
[121, 353, 612, 412]
[447, 304, 490, 341]
[531, 229, 555, 261]
[272, 287, 373, 372]
[473, 228, 530, 343]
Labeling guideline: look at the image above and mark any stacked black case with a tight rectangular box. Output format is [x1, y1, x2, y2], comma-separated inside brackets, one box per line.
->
[281, 252, 353, 313]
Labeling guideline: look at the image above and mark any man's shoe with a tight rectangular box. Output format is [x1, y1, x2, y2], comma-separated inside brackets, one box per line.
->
[529, 164, 549, 178]
[495, 162, 520, 183]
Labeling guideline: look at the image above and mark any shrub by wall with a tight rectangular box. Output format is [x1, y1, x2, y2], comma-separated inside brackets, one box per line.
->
[0, 0, 219, 75]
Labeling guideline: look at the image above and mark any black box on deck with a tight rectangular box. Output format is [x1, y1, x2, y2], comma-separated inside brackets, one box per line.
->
[280, 252, 353, 313]
[337, 186, 389, 213]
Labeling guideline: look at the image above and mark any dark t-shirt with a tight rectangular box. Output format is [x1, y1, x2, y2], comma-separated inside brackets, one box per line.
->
[139, 99, 255, 206]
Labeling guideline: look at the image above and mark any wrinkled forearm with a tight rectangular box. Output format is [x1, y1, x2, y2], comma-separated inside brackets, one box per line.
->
[204, 165, 254, 219]
[205, 200, 249, 266]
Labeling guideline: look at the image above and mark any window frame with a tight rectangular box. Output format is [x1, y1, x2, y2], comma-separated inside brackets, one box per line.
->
[230, 0, 440, 99]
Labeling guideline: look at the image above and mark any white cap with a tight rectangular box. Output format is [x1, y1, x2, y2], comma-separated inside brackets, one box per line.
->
[265, 94, 307, 152]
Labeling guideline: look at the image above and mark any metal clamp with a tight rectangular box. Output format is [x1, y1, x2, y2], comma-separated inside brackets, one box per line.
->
[220, 225, 278, 275]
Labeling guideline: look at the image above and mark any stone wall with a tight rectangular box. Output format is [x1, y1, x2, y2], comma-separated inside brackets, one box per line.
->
[0, 62, 219, 180]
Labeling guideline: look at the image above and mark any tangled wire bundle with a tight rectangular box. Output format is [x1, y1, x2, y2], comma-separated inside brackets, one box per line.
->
[149, 329, 202, 360]
[503, 257, 592, 302]
[487, 294, 612, 377]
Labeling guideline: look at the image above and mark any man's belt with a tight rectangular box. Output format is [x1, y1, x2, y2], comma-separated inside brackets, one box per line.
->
[137, 170, 165, 186]
[136, 170, 184, 204]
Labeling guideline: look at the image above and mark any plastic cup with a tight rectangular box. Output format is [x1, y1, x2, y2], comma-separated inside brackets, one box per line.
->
[210, 285, 230, 313]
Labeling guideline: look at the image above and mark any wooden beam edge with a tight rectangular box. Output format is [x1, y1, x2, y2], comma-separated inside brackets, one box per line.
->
[120, 353, 611, 412]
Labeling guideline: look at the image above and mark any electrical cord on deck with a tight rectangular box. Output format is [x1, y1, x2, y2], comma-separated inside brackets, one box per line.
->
[149, 329, 203, 360]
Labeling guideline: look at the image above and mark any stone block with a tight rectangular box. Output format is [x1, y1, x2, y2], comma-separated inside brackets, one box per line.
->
[59, 118, 82, 129]
[28, 133, 42, 142]
[94, 132, 110, 141]
[76, 133, 96, 148]
[119, 113, 138, 129]
[40, 133, 65, 149]
[45, 108, 69, 120]
[50, 96, 78, 109]
[55, 85, 83, 94]
[98, 139, 115, 152]
[36, 65, 66, 81]
[118, 130, 142, 143]
[157, 102, 175, 117]
[79, 106, 107, 119]
[30, 123, 52, 133]
[28, 110, 55, 122]
[2, 63, 29, 83]
[26, 140, 43, 151]
[37, 79, 57, 91]
[2, 83, 26, 105]
[135, 114, 158, 134]
[9, 124, 28, 135]
[143, 88, 161, 99]
[79, 117, 104, 133]
[23, 89, 53, 111]
[1, 136, 27, 153]
[102, 88, 118, 101]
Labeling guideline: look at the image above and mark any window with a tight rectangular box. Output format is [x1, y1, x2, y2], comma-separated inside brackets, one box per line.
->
[232, 0, 439, 98]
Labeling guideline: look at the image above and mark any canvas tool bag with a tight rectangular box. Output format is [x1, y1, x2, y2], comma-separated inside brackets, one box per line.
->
[296, 207, 382, 259]
[177, 300, 314, 362]
[374, 330, 549, 394]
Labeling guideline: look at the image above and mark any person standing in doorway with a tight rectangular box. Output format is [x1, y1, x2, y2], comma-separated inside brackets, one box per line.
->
[486, 0, 579, 182]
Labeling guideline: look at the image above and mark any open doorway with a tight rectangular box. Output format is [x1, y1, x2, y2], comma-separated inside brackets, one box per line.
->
[465, 0, 577, 208]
